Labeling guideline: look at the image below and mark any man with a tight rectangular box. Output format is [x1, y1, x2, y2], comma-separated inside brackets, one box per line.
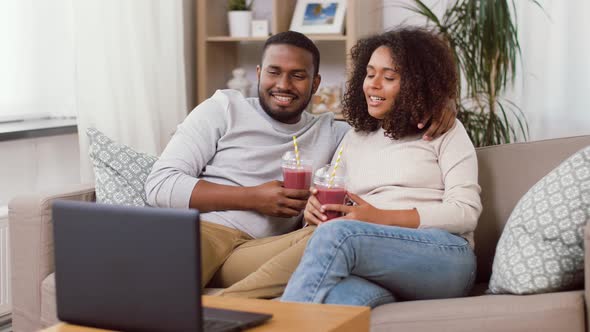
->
[145, 31, 455, 296]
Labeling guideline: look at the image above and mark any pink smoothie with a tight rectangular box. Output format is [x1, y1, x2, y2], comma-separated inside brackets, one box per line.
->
[316, 186, 347, 220]
[283, 168, 312, 189]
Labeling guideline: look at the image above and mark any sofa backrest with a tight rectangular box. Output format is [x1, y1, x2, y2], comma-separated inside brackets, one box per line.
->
[474, 135, 590, 283]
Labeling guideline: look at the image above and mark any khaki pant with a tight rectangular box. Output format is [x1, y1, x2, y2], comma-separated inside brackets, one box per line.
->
[201, 221, 315, 299]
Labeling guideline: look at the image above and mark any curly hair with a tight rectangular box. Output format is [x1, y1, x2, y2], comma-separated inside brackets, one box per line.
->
[342, 27, 457, 139]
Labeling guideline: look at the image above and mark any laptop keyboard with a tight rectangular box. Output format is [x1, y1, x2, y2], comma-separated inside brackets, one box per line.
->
[203, 318, 244, 332]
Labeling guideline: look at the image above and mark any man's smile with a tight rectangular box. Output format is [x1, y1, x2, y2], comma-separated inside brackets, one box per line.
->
[271, 92, 297, 106]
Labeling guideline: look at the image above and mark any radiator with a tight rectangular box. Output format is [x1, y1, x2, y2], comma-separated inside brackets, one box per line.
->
[0, 206, 10, 315]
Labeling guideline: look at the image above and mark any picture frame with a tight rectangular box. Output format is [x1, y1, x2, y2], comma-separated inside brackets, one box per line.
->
[251, 20, 270, 37]
[289, 0, 347, 35]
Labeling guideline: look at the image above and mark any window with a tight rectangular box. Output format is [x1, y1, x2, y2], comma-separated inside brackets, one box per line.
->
[0, 0, 76, 123]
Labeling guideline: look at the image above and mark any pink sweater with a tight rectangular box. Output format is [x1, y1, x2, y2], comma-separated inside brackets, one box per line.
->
[337, 119, 482, 247]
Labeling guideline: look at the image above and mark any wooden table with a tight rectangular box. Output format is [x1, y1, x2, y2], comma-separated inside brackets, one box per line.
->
[43, 296, 370, 332]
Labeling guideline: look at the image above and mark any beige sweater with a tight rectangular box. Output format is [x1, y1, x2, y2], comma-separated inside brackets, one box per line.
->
[338, 119, 482, 247]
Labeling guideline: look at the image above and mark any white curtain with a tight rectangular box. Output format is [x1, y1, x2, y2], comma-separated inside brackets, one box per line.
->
[509, 0, 590, 141]
[73, 0, 194, 181]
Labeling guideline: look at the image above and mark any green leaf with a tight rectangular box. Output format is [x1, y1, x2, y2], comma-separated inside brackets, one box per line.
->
[399, 0, 543, 147]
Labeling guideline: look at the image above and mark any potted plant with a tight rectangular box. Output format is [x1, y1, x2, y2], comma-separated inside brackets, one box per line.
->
[228, 0, 254, 37]
[403, 0, 542, 147]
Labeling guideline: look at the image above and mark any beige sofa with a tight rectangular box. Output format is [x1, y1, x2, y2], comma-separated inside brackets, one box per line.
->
[9, 135, 590, 332]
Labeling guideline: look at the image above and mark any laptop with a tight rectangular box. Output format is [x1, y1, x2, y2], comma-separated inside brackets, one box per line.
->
[52, 200, 272, 332]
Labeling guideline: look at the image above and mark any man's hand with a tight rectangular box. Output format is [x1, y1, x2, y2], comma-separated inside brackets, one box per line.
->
[250, 180, 310, 218]
[324, 193, 382, 223]
[418, 99, 457, 141]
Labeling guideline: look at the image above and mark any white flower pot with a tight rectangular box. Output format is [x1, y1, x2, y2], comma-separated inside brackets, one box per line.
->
[228, 11, 252, 37]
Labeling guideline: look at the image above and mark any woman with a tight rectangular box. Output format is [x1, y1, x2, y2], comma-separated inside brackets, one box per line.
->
[281, 27, 482, 307]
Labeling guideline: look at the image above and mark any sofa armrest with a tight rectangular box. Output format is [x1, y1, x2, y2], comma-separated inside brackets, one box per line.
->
[585, 224, 590, 332]
[8, 184, 95, 332]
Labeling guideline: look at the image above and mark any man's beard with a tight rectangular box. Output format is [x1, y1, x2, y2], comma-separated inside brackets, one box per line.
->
[258, 83, 312, 124]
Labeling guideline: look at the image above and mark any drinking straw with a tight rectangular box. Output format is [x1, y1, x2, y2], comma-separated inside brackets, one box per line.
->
[328, 145, 344, 188]
[292, 135, 301, 166]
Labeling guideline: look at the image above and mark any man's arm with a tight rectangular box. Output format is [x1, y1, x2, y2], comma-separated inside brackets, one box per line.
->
[418, 99, 457, 140]
[146, 91, 310, 216]
[189, 180, 309, 218]
[145, 96, 226, 208]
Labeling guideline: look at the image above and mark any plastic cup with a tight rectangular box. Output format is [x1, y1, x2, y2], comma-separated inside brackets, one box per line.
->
[314, 164, 347, 221]
[281, 151, 313, 190]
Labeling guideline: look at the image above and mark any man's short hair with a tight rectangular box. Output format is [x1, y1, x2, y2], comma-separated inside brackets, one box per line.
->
[262, 31, 320, 76]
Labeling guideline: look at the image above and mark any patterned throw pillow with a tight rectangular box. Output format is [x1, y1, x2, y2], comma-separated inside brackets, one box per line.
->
[87, 128, 158, 206]
[488, 146, 590, 294]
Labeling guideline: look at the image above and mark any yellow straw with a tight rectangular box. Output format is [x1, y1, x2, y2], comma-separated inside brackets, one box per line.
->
[328, 145, 344, 188]
[292, 136, 300, 166]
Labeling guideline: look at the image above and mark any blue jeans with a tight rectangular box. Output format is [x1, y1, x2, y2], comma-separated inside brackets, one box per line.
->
[281, 220, 476, 308]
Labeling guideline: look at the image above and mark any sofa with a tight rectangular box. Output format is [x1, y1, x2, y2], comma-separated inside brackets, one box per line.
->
[9, 134, 590, 332]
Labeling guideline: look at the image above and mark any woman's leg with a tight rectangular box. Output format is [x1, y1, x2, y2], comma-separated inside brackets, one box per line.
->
[214, 226, 316, 298]
[281, 220, 475, 304]
[323, 275, 396, 308]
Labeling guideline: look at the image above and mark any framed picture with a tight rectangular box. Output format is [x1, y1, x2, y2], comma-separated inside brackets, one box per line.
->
[289, 0, 346, 35]
[251, 20, 270, 37]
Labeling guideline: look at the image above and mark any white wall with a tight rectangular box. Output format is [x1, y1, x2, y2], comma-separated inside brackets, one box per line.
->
[0, 133, 81, 207]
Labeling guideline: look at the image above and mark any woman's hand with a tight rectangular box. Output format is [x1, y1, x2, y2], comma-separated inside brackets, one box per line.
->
[323, 193, 382, 223]
[324, 192, 420, 228]
[303, 187, 328, 225]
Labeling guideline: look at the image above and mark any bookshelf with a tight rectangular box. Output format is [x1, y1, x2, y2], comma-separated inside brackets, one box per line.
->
[196, 0, 382, 104]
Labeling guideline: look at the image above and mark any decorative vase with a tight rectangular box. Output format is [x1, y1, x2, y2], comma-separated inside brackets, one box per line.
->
[227, 68, 252, 97]
[228, 11, 252, 37]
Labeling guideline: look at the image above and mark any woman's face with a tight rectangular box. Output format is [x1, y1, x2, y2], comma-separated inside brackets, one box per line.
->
[363, 46, 401, 120]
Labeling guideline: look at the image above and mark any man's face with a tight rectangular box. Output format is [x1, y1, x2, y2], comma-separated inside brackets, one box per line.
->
[257, 44, 321, 124]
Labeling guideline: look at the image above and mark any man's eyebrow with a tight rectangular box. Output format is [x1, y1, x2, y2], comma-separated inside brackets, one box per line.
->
[265, 65, 308, 73]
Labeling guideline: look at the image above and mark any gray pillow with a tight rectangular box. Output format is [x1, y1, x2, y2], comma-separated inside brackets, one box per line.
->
[488, 145, 590, 294]
[87, 128, 158, 206]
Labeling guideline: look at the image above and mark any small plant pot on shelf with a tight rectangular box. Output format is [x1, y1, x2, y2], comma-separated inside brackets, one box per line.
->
[228, 11, 252, 37]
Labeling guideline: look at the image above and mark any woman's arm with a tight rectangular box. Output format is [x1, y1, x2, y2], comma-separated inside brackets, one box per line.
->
[321, 193, 420, 228]
[322, 121, 480, 232]
[415, 121, 482, 234]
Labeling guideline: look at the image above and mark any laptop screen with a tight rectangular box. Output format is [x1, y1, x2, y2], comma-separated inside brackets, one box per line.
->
[53, 200, 202, 331]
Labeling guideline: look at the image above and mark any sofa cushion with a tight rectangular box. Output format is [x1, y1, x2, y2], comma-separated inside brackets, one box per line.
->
[371, 291, 585, 332]
[87, 128, 158, 206]
[474, 135, 590, 283]
[488, 146, 590, 294]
